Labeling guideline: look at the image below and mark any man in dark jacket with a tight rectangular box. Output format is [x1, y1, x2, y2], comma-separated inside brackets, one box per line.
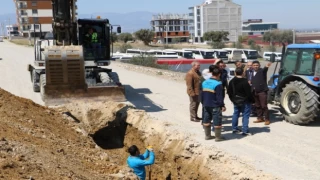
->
[227, 67, 255, 136]
[202, 66, 226, 142]
[251, 61, 272, 125]
[215, 60, 228, 99]
[245, 61, 257, 116]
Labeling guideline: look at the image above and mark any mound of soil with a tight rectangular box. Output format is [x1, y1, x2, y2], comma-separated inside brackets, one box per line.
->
[0, 88, 137, 179]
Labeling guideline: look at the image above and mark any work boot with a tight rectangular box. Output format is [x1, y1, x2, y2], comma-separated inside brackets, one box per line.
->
[253, 118, 264, 123]
[264, 120, 271, 125]
[203, 125, 214, 140]
[214, 128, 226, 142]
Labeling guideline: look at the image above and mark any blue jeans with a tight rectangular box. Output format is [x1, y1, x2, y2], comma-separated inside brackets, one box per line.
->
[232, 102, 251, 133]
[203, 107, 222, 126]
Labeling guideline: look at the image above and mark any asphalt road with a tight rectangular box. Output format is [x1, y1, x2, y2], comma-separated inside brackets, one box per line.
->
[1, 41, 319, 180]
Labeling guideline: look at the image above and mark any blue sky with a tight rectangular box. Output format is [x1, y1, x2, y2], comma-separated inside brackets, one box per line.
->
[1, 0, 319, 29]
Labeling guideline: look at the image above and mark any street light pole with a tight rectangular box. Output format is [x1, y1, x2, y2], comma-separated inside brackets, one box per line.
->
[292, 29, 295, 44]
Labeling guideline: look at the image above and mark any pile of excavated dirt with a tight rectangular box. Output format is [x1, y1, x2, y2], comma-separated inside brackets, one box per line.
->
[0, 88, 137, 179]
[0, 87, 277, 180]
[0, 88, 212, 179]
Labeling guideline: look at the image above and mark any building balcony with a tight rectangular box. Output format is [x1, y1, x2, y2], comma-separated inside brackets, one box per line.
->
[19, 12, 28, 16]
[18, 4, 27, 9]
[19, 19, 29, 24]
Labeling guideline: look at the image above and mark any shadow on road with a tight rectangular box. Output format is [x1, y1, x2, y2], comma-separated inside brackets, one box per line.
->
[222, 126, 271, 140]
[124, 85, 167, 113]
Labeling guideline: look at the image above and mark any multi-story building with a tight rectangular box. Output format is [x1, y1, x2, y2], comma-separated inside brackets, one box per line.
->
[6, 25, 19, 36]
[13, 0, 78, 37]
[242, 19, 279, 35]
[188, 0, 242, 43]
[151, 13, 190, 44]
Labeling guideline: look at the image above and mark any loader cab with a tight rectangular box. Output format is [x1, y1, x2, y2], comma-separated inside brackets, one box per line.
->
[77, 19, 112, 61]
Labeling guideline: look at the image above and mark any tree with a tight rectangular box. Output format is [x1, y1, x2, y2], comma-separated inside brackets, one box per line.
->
[263, 30, 293, 45]
[119, 43, 133, 53]
[118, 33, 133, 43]
[212, 42, 225, 49]
[268, 45, 276, 52]
[111, 32, 118, 43]
[134, 29, 154, 45]
[248, 39, 255, 46]
[203, 31, 229, 42]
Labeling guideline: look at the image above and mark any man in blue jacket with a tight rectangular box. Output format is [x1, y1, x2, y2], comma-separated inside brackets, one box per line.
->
[202, 65, 226, 142]
[127, 145, 155, 180]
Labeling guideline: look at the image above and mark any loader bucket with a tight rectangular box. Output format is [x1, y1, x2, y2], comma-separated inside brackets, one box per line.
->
[42, 84, 126, 106]
[41, 45, 126, 106]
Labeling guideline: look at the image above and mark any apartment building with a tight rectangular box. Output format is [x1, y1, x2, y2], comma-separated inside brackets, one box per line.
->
[242, 19, 279, 35]
[189, 0, 242, 43]
[151, 13, 190, 44]
[13, 0, 78, 37]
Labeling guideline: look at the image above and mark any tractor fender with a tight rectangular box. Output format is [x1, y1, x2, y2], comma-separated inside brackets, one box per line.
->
[276, 75, 319, 96]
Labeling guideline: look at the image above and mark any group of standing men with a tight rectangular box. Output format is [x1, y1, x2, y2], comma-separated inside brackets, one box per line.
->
[186, 59, 272, 141]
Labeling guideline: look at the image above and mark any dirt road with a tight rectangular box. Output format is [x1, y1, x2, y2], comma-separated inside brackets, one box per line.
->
[1, 41, 319, 179]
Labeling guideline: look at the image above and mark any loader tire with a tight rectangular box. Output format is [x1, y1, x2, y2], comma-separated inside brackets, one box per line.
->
[108, 72, 120, 84]
[99, 72, 112, 84]
[40, 74, 46, 102]
[280, 80, 319, 125]
[32, 70, 40, 92]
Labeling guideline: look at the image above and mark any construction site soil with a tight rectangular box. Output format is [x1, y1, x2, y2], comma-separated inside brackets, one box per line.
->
[0, 88, 216, 180]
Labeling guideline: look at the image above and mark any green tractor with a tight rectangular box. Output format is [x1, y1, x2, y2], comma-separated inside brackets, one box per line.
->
[268, 44, 320, 125]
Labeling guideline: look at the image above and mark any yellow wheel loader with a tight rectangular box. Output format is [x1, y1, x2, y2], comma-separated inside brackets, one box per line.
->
[28, 0, 125, 106]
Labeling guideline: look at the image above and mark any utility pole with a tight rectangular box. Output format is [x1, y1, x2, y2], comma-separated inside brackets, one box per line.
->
[8, 17, 11, 40]
[166, 21, 168, 45]
[292, 29, 296, 44]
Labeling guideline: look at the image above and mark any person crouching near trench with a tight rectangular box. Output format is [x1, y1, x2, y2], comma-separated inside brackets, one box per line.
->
[201, 65, 226, 141]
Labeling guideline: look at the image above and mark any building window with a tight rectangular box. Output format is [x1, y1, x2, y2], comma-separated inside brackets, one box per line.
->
[198, 30, 201, 36]
[33, 17, 39, 23]
[34, 25, 39, 29]
[197, 9, 200, 15]
[32, 9, 38, 14]
[31, 1, 37, 6]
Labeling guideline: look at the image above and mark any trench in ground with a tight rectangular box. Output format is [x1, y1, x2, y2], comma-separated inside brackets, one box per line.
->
[82, 106, 216, 180]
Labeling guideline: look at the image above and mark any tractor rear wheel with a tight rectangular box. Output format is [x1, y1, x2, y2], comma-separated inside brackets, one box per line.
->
[280, 80, 319, 125]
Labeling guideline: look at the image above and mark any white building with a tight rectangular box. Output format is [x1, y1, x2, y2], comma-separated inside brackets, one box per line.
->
[188, 0, 242, 43]
[13, 0, 78, 37]
[6, 25, 19, 36]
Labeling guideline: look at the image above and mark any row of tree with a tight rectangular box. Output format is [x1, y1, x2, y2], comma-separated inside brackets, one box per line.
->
[112, 29, 294, 51]
[111, 29, 154, 45]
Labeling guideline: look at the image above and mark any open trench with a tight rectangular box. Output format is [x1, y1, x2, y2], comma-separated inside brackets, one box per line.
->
[60, 102, 219, 180]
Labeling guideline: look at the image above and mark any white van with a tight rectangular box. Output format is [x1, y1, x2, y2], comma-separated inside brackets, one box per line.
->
[165, 49, 193, 59]
[242, 49, 259, 61]
[211, 49, 229, 63]
[223, 48, 244, 63]
[263, 52, 282, 61]
[182, 48, 215, 59]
